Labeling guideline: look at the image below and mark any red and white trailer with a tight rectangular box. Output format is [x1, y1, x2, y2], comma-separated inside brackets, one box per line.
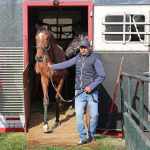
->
[0, 0, 150, 136]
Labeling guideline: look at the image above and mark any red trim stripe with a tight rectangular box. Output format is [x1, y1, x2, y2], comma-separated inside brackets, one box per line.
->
[0, 128, 25, 132]
[6, 117, 20, 121]
[96, 130, 123, 137]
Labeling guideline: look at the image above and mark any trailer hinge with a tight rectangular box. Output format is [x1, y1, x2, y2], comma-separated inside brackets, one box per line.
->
[90, 11, 93, 17]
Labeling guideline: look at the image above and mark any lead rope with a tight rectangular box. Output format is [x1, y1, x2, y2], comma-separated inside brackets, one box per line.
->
[49, 71, 96, 103]
[45, 57, 83, 103]
[49, 74, 83, 103]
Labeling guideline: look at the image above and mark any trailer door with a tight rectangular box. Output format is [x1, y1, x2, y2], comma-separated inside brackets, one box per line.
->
[23, 64, 30, 132]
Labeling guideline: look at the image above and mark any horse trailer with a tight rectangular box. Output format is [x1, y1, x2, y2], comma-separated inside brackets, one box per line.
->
[0, 0, 150, 136]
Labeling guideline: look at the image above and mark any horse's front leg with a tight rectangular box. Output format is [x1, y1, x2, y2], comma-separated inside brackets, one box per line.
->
[53, 78, 65, 127]
[41, 76, 52, 133]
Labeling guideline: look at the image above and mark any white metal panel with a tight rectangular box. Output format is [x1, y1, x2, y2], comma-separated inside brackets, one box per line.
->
[0, 47, 25, 128]
[93, 5, 150, 51]
[0, 114, 25, 128]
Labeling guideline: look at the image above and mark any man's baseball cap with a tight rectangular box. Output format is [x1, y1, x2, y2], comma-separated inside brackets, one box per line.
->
[79, 38, 90, 48]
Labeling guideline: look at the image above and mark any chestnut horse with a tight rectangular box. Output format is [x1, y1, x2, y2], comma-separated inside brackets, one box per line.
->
[35, 27, 68, 133]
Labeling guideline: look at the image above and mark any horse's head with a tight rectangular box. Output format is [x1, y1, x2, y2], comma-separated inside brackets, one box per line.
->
[35, 27, 53, 62]
[65, 32, 88, 58]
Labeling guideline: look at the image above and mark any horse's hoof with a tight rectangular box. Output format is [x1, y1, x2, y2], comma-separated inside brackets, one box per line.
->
[43, 124, 52, 133]
[52, 121, 61, 129]
[55, 122, 61, 127]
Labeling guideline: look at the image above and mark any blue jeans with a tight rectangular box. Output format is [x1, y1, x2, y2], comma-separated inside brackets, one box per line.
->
[75, 89, 99, 141]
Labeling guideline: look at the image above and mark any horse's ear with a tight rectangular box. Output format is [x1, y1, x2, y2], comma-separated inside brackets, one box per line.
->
[35, 23, 41, 31]
[80, 32, 88, 40]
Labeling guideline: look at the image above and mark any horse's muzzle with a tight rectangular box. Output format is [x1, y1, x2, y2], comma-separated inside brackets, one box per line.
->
[35, 55, 44, 62]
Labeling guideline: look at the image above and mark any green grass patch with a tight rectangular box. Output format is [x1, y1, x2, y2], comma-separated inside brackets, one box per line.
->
[0, 133, 124, 150]
[0, 133, 27, 150]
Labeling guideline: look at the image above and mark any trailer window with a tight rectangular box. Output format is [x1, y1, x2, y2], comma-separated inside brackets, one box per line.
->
[103, 14, 145, 43]
[43, 18, 73, 39]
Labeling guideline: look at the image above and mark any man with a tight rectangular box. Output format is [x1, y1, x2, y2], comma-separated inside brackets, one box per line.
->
[48, 38, 105, 145]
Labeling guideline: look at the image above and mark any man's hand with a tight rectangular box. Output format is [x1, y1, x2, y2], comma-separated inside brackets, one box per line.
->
[47, 62, 52, 69]
[84, 86, 92, 93]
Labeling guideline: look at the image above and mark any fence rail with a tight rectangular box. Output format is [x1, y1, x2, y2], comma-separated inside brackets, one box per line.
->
[120, 72, 150, 150]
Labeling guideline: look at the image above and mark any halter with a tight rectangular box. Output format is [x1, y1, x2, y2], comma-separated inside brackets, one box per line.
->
[36, 43, 50, 52]
[35, 43, 50, 62]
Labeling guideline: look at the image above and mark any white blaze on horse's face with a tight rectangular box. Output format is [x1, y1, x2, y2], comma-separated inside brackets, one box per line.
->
[37, 32, 49, 49]
[35, 32, 45, 59]
[39, 33, 44, 40]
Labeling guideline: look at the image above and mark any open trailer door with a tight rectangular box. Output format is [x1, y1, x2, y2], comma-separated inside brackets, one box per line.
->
[23, 64, 30, 132]
[23, 0, 93, 132]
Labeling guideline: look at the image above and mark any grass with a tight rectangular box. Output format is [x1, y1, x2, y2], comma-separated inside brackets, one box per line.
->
[0, 133, 27, 150]
[0, 133, 125, 150]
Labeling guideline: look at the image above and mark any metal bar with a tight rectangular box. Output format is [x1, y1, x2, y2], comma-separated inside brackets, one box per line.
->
[103, 22, 150, 25]
[121, 72, 150, 82]
[120, 75, 125, 137]
[0, 111, 24, 113]
[0, 64, 23, 66]
[0, 55, 23, 57]
[127, 77, 132, 117]
[0, 101, 23, 103]
[139, 81, 144, 130]
[124, 101, 150, 130]
[0, 106, 23, 108]
[102, 32, 150, 35]
[0, 60, 23, 62]
[0, 47, 23, 50]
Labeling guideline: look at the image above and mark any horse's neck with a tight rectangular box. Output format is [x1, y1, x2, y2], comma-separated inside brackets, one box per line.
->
[48, 46, 56, 63]
[46, 54, 53, 64]
[48, 43, 65, 64]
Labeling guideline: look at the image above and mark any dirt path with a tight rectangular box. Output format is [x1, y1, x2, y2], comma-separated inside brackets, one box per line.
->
[27, 107, 125, 149]
[27, 108, 87, 148]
